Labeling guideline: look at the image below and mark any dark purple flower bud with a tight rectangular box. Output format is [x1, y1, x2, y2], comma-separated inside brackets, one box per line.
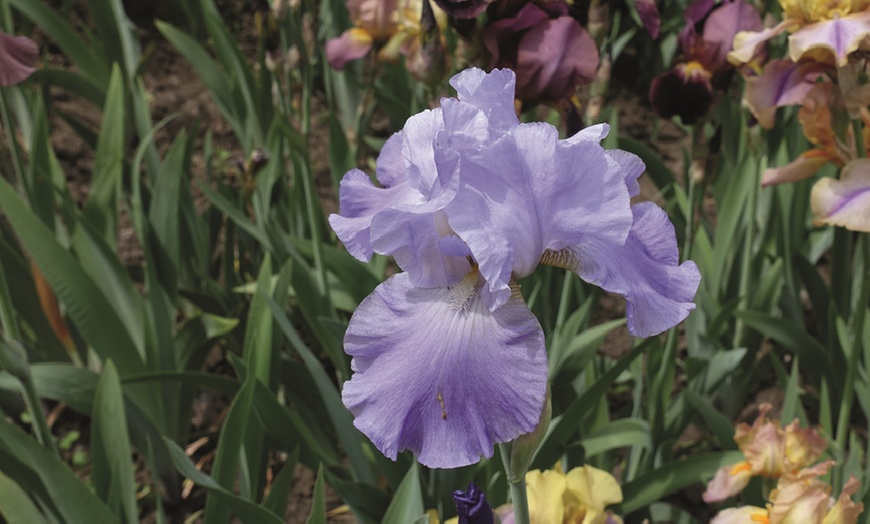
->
[649, 62, 714, 125]
[633, 0, 660, 39]
[483, 3, 598, 105]
[453, 482, 494, 524]
[433, 0, 493, 18]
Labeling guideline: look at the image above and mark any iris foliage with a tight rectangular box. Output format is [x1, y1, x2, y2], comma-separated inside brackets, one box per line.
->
[0, 0, 867, 522]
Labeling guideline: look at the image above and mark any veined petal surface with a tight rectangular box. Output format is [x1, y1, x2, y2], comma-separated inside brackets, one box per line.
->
[342, 273, 547, 469]
[555, 202, 700, 337]
[789, 13, 870, 66]
[449, 67, 520, 136]
[447, 123, 632, 309]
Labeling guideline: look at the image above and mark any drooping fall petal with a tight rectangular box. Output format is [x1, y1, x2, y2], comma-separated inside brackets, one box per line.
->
[811, 158, 870, 231]
[341, 272, 547, 469]
[325, 28, 374, 69]
[743, 59, 826, 129]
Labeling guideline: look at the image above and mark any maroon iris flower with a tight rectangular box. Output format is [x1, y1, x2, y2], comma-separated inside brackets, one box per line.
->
[483, 2, 598, 106]
[649, 0, 761, 124]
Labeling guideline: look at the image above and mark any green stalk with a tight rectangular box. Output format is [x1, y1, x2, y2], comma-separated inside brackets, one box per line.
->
[834, 233, 870, 484]
[0, 221, 56, 458]
[20, 371, 58, 455]
[499, 442, 530, 524]
[733, 156, 763, 347]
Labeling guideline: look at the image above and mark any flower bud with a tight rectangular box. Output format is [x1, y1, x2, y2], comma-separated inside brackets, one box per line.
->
[505, 388, 551, 483]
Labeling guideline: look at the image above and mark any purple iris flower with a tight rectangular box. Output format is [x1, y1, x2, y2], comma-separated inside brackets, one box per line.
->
[453, 482, 494, 524]
[330, 68, 700, 468]
[482, 3, 598, 105]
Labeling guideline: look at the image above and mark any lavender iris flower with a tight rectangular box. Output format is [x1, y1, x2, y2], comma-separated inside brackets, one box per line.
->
[330, 68, 700, 468]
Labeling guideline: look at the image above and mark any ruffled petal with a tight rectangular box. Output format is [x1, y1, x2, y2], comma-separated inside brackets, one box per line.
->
[325, 28, 373, 70]
[330, 106, 470, 286]
[761, 149, 832, 187]
[552, 202, 700, 337]
[328, 169, 417, 260]
[564, 465, 624, 520]
[710, 506, 769, 524]
[825, 476, 864, 524]
[789, 12, 870, 66]
[449, 67, 520, 136]
[703, 462, 753, 502]
[729, 21, 797, 66]
[342, 272, 548, 468]
[744, 59, 827, 129]
[447, 123, 632, 309]
[526, 469, 568, 523]
[811, 158, 870, 231]
[0, 32, 37, 86]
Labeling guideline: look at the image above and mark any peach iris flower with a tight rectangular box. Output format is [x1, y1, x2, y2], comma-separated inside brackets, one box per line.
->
[703, 403, 827, 503]
[325, 0, 445, 70]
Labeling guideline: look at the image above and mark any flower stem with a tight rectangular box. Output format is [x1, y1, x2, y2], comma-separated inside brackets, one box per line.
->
[499, 442, 530, 524]
[834, 232, 870, 487]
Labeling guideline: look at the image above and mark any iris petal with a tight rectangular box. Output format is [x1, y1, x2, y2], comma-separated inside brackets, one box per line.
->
[789, 13, 870, 66]
[342, 272, 547, 469]
[554, 203, 700, 337]
[811, 158, 870, 231]
[447, 123, 632, 309]
[449, 68, 520, 136]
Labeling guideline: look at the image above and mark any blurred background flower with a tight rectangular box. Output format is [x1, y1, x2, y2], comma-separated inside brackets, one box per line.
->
[483, 2, 598, 106]
[0, 31, 37, 86]
[649, 0, 761, 124]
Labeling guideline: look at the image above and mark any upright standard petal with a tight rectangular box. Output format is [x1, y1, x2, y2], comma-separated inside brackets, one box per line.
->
[789, 13, 870, 66]
[447, 123, 632, 309]
[546, 202, 700, 337]
[449, 68, 520, 136]
[342, 272, 547, 469]
[699, 0, 762, 73]
[811, 158, 870, 231]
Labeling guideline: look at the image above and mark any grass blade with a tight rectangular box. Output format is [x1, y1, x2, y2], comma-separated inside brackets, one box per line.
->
[91, 361, 138, 523]
[0, 178, 144, 375]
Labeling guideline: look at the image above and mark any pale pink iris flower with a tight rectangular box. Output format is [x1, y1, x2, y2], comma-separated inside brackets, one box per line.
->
[0, 31, 37, 86]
